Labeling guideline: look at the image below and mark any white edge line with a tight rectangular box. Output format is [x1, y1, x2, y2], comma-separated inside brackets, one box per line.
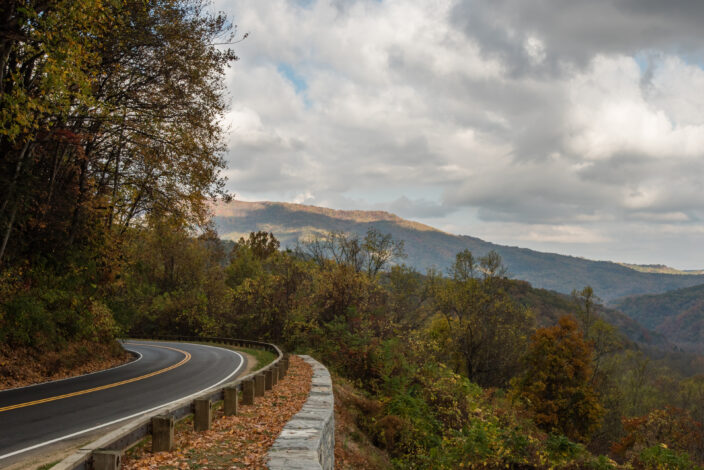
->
[0, 342, 245, 461]
[0, 345, 144, 393]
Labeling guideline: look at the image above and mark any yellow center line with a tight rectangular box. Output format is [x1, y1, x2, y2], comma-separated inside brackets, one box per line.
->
[0, 343, 191, 413]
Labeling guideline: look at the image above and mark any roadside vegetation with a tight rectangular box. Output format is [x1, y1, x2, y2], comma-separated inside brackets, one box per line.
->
[0, 0, 238, 383]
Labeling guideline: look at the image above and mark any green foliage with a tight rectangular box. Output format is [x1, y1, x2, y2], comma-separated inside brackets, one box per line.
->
[225, 246, 264, 288]
[111, 217, 229, 338]
[0, 0, 239, 353]
[429, 249, 534, 387]
[638, 445, 700, 470]
[0, 263, 119, 349]
[234, 231, 281, 260]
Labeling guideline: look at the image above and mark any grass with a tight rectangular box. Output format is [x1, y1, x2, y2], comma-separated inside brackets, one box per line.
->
[233, 346, 276, 370]
[36, 461, 60, 470]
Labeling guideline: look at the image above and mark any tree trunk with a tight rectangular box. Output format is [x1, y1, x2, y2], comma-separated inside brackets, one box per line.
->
[0, 199, 18, 264]
[0, 139, 31, 217]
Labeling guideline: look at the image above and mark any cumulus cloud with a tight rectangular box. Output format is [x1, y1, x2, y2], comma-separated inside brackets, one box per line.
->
[213, 0, 704, 268]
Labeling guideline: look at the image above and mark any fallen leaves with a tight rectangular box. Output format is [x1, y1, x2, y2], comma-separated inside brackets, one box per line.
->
[0, 340, 131, 390]
[122, 355, 312, 469]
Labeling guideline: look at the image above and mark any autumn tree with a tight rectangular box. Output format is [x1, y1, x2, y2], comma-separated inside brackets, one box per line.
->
[572, 286, 622, 378]
[0, 0, 240, 350]
[1, 0, 239, 266]
[301, 228, 405, 277]
[511, 315, 604, 442]
[612, 406, 703, 466]
[429, 249, 533, 387]
[228, 249, 312, 343]
[383, 264, 429, 327]
[233, 231, 280, 260]
[113, 216, 230, 337]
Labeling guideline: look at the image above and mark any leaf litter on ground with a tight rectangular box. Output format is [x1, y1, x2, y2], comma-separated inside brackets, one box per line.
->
[122, 355, 313, 469]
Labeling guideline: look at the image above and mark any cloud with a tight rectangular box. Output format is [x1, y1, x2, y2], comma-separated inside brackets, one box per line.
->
[213, 0, 704, 268]
[450, 0, 704, 76]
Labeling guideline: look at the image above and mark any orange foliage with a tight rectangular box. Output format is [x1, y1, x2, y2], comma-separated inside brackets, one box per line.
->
[611, 406, 703, 463]
[511, 315, 604, 442]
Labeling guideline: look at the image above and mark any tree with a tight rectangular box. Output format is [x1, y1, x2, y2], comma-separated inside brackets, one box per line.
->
[233, 231, 280, 260]
[572, 286, 622, 378]
[430, 250, 533, 387]
[1, 0, 239, 266]
[301, 228, 405, 277]
[384, 264, 429, 327]
[362, 228, 406, 277]
[612, 407, 703, 466]
[114, 216, 228, 337]
[511, 315, 604, 442]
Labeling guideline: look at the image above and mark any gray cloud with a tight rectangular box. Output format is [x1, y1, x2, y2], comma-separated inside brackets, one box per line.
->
[451, 0, 704, 76]
[215, 0, 704, 267]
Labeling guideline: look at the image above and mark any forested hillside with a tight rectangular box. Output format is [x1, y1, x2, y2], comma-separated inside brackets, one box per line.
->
[614, 284, 704, 351]
[214, 201, 704, 302]
[0, 0, 238, 383]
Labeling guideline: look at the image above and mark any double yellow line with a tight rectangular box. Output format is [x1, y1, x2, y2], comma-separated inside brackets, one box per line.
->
[0, 343, 191, 413]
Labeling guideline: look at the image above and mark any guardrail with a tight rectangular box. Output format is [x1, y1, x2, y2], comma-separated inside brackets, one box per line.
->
[54, 336, 287, 470]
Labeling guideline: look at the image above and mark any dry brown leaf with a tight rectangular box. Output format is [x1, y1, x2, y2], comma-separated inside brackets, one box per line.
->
[122, 356, 312, 470]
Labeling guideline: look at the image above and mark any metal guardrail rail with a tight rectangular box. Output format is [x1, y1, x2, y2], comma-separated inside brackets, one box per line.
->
[53, 336, 285, 470]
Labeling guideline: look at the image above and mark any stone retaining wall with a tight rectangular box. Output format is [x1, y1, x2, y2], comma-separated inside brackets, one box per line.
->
[267, 355, 334, 470]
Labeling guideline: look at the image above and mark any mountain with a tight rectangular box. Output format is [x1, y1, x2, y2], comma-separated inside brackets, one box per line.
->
[618, 263, 704, 275]
[213, 201, 704, 302]
[613, 284, 704, 351]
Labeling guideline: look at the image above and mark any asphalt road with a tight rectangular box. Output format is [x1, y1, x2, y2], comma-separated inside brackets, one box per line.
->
[0, 340, 246, 463]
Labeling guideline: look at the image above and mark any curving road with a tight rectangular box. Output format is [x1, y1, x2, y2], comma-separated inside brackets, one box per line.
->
[0, 340, 246, 464]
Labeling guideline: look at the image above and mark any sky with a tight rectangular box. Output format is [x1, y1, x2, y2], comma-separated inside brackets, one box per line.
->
[211, 0, 704, 269]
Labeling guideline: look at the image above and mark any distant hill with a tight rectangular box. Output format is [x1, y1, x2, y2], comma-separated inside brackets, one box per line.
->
[613, 284, 704, 351]
[618, 263, 704, 275]
[506, 280, 670, 349]
[214, 201, 704, 302]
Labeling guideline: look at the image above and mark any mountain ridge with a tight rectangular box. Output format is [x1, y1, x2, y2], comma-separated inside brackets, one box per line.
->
[213, 200, 704, 302]
[613, 284, 704, 351]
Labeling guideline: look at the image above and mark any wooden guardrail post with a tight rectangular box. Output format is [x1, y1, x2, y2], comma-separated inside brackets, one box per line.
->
[152, 414, 174, 452]
[272, 365, 279, 386]
[224, 386, 238, 415]
[242, 378, 255, 405]
[265, 369, 273, 390]
[254, 373, 265, 397]
[92, 450, 122, 470]
[194, 399, 212, 431]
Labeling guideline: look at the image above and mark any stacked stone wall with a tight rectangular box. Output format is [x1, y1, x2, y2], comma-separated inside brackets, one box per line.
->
[267, 355, 334, 470]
